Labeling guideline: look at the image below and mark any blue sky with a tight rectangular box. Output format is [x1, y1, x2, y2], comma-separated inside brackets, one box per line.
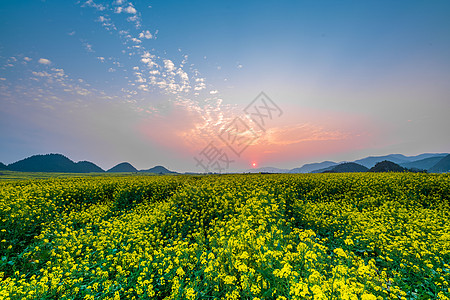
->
[1, 0, 450, 172]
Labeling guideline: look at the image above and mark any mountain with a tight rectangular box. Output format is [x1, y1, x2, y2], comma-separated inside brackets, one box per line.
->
[7, 153, 104, 173]
[354, 155, 410, 168]
[107, 162, 138, 173]
[289, 161, 337, 173]
[400, 156, 446, 171]
[404, 153, 449, 161]
[428, 154, 450, 173]
[325, 162, 369, 173]
[76, 161, 105, 173]
[354, 153, 448, 168]
[311, 165, 336, 173]
[140, 165, 177, 174]
[0, 162, 8, 170]
[246, 167, 290, 173]
[369, 161, 407, 173]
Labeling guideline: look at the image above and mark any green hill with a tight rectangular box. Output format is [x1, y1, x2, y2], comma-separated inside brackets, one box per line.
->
[400, 156, 446, 171]
[107, 162, 138, 173]
[7, 154, 104, 173]
[369, 161, 406, 173]
[429, 154, 450, 173]
[326, 162, 369, 173]
[140, 165, 177, 174]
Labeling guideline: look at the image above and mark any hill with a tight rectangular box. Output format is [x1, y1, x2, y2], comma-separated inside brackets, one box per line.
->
[0, 162, 8, 170]
[429, 154, 450, 173]
[140, 165, 177, 174]
[7, 154, 104, 173]
[354, 153, 448, 168]
[76, 161, 105, 173]
[355, 155, 410, 168]
[107, 162, 138, 173]
[289, 161, 337, 173]
[369, 161, 407, 173]
[325, 162, 368, 173]
[400, 156, 446, 171]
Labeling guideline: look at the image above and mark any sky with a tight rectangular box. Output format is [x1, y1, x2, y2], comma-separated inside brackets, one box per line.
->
[1, 0, 450, 172]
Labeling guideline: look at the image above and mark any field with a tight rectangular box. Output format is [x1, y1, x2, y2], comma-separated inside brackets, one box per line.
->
[1, 173, 450, 300]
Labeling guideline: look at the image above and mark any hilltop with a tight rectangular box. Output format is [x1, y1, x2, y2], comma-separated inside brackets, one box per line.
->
[140, 165, 177, 174]
[369, 161, 407, 173]
[107, 162, 138, 173]
[324, 162, 369, 173]
[7, 154, 104, 173]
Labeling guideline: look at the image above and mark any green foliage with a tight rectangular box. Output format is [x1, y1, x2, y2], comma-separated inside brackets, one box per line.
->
[0, 173, 449, 300]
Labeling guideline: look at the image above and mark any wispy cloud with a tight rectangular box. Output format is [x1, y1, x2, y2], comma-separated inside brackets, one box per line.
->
[38, 58, 51, 65]
[261, 123, 350, 146]
[83, 0, 106, 11]
[139, 30, 153, 39]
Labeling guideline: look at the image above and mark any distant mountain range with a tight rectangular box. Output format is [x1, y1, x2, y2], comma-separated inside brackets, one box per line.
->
[1, 152, 449, 174]
[289, 161, 337, 173]
[429, 155, 450, 173]
[0, 154, 177, 174]
[246, 153, 449, 174]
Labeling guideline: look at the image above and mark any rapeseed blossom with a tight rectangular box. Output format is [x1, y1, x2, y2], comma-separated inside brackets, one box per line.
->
[0, 172, 449, 299]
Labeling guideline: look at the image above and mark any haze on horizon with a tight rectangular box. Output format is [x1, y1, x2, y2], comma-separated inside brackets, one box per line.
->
[1, 0, 449, 173]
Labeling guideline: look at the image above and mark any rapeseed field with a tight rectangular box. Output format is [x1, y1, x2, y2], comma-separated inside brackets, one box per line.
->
[0, 173, 449, 299]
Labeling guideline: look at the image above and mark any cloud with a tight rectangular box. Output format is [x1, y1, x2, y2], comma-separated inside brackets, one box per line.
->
[139, 30, 153, 39]
[84, 43, 94, 52]
[23, 57, 32, 62]
[261, 123, 350, 146]
[83, 0, 106, 11]
[141, 52, 157, 68]
[115, 5, 137, 14]
[125, 5, 137, 14]
[237, 64, 243, 69]
[97, 57, 105, 62]
[210, 90, 218, 95]
[163, 59, 175, 72]
[97, 16, 116, 31]
[38, 58, 51, 65]
[0, 78, 6, 81]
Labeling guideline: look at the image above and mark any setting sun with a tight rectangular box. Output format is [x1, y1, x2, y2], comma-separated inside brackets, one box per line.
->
[252, 162, 257, 168]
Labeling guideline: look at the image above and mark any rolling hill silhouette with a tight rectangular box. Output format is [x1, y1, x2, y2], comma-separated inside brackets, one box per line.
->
[369, 161, 406, 172]
[400, 156, 446, 171]
[140, 165, 177, 174]
[289, 161, 337, 173]
[429, 154, 450, 173]
[324, 162, 369, 173]
[107, 162, 138, 173]
[7, 154, 105, 173]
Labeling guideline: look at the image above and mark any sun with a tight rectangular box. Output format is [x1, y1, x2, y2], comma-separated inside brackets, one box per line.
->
[252, 162, 257, 168]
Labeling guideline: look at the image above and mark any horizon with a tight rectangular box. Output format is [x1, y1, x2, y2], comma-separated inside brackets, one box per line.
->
[2, 151, 449, 173]
[1, 1, 450, 173]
